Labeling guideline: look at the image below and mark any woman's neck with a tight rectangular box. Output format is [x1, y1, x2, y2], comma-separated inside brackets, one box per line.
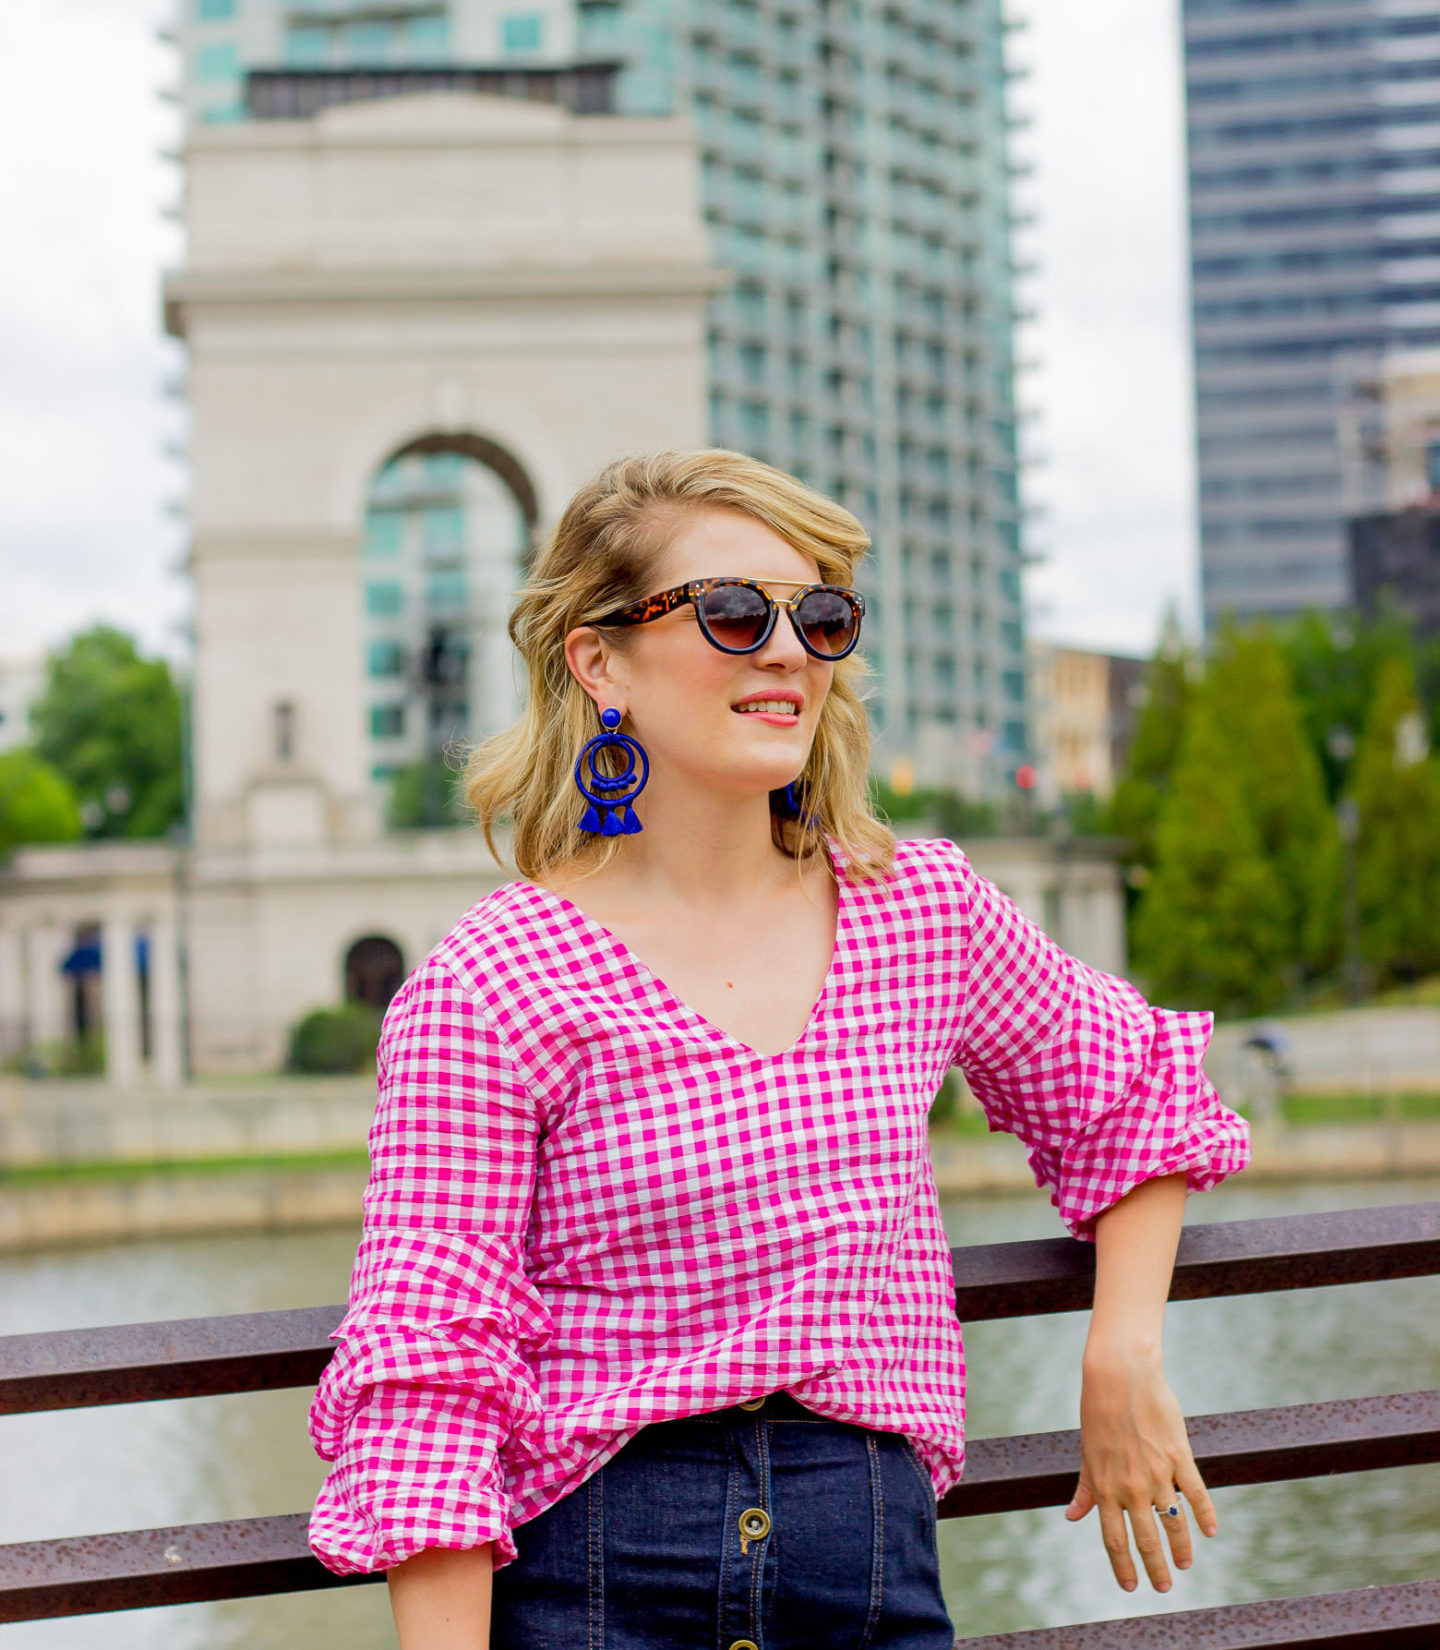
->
[556, 780, 809, 913]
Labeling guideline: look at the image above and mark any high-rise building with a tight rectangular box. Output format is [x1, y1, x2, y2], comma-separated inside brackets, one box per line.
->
[1182, 1, 1440, 635]
[170, 0, 1030, 796]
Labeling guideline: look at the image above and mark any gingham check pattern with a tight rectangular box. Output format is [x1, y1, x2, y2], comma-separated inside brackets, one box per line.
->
[307, 836, 1251, 1575]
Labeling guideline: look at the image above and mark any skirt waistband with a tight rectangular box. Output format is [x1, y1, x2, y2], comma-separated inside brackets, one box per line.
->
[651, 1389, 829, 1426]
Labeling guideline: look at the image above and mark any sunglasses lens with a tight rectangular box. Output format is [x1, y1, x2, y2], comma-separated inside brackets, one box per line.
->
[795, 590, 859, 656]
[700, 583, 771, 650]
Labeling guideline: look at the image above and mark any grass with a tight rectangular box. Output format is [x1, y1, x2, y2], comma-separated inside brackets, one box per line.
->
[2, 1097, 1437, 1189]
[1272, 1091, 1440, 1124]
[0, 1149, 370, 1189]
[927, 1092, 1440, 1138]
[1372, 976, 1440, 1010]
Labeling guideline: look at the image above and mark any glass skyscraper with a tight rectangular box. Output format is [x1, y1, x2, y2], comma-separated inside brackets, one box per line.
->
[1183, 0, 1440, 633]
[174, 0, 1029, 793]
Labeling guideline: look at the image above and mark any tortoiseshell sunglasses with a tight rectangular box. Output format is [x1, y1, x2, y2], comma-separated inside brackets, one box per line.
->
[594, 577, 866, 661]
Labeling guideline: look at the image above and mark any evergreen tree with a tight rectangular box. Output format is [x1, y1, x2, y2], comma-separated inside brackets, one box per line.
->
[1277, 607, 1416, 803]
[1132, 692, 1291, 1018]
[1204, 622, 1342, 976]
[1351, 653, 1440, 984]
[1105, 607, 1195, 870]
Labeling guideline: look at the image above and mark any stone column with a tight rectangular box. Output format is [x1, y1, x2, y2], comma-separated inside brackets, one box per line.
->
[101, 914, 141, 1088]
[26, 921, 67, 1054]
[0, 925, 22, 1063]
[148, 913, 185, 1088]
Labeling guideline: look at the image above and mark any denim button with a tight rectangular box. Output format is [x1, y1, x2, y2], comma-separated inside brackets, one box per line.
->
[738, 1507, 771, 1540]
[737, 1395, 766, 1411]
[727, 1641, 760, 1650]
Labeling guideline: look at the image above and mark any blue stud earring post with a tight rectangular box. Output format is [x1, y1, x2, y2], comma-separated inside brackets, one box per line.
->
[575, 707, 649, 836]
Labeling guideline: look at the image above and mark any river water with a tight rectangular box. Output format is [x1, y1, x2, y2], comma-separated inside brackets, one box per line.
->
[2, 1173, 1436, 1647]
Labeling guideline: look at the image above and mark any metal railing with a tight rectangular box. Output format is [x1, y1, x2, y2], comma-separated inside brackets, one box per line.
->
[1, 1201, 1437, 1644]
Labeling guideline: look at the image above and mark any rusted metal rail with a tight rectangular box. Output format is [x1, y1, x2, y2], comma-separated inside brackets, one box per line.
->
[1, 1202, 1436, 1641]
[952, 1579, 1440, 1649]
[948, 1200, 1440, 1321]
[4, 1204, 1435, 1416]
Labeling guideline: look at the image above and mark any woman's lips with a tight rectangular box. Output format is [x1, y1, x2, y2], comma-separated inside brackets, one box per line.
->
[732, 697, 802, 726]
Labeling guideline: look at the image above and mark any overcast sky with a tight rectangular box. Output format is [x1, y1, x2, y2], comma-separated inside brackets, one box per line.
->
[0, 0, 1197, 669]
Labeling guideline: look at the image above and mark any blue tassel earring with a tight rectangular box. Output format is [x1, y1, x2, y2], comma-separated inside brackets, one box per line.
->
[575, 707, 649, 836]
[770, 780, 815, 825]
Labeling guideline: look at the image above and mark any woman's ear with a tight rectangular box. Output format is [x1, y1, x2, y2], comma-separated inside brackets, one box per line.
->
[563, 625, 627, 708]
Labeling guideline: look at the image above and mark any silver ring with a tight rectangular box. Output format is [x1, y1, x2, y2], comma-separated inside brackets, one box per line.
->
[1156, 1500, 1181, 1518]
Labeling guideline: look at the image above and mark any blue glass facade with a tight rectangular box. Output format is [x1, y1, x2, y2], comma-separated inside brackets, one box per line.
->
[178, 0, 1028, 788]
[1183, 0, 1440, 630]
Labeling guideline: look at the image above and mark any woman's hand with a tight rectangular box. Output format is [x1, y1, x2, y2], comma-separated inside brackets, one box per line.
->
[1064, 1345, 1219, 1594]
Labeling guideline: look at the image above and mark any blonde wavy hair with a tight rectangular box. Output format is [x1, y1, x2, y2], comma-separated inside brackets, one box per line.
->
[461, 449, 896, 885]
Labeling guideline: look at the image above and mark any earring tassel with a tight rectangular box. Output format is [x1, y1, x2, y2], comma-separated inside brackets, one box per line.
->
[600, 808, 624, 836]
[578, 804, 603, 833]
[622, 806, 643, 834]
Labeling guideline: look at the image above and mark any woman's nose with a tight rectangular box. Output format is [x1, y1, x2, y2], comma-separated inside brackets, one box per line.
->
[757, 608, 809, 667]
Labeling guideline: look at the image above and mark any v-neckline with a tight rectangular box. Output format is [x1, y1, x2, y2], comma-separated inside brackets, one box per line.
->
[515, 840, 849, 1062]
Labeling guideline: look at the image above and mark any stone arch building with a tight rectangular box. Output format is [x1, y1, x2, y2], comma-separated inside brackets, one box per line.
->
[1, 88, 720, 1077]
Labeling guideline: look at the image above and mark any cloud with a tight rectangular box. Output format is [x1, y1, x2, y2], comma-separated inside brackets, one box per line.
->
[0, 0, 187, 664]
[1015, 0, 1199, 657]
[0, 0, 1198, 672]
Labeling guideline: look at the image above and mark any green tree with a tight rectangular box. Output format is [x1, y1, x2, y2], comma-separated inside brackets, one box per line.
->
[1351, 653, 1440, 985]
[869, 780, 1000, 839]
[1204, 622, 1342, 975]
[1132, 693, 1291, 1018]
[1276, 607, 1417, 803]
[1105, 609, 1195, 871]
[29, 625, 185, 840]
[0, 748, 83, 857]
[386, 756, 470, 830]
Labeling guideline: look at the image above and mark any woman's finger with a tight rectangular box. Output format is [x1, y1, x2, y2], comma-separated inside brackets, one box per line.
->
[1154, 1482, 1193, 1572]
[1176, 1460, 1219, 1537]
[1098, 1498, 1137, 1592]
[1124, 1491, 1173, 1593]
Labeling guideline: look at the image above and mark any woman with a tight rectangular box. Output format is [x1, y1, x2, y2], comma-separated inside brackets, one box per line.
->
[307, 450, 1251, 1649]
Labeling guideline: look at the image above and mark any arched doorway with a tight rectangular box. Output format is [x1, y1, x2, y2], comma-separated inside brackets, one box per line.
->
[360, 434, 536, 823]
[344, 935, 405, 1015]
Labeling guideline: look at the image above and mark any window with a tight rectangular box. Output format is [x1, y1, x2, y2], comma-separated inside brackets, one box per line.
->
[371, 704, 406, 739]
[423, 505, 465, 556]
[739, 401, 771, 443]
[365, 512, 403, 557]
[285, 26, 329, 67]
[502, 12, 544, 53]
[366, 582, 404, 617]
[424, 450, 465, 488]
[407, 14, 450, 58]
[427, 570, 469, 610]
[1427, 440, 1440, 492]
[196, 42, 239, 81]
[197, 0, 236, 19]
[345, 20, 396, 60]
[368, 640, 407, 678]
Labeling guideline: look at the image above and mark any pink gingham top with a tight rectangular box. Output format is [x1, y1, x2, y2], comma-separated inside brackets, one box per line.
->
[307, 835, 1251, 1575]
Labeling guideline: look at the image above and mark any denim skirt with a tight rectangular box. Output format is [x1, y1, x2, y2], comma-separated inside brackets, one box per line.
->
[489, 1389, 956, 1650]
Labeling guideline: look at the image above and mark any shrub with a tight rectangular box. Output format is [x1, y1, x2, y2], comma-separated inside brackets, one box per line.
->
[285, 1002, 383, 1074]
